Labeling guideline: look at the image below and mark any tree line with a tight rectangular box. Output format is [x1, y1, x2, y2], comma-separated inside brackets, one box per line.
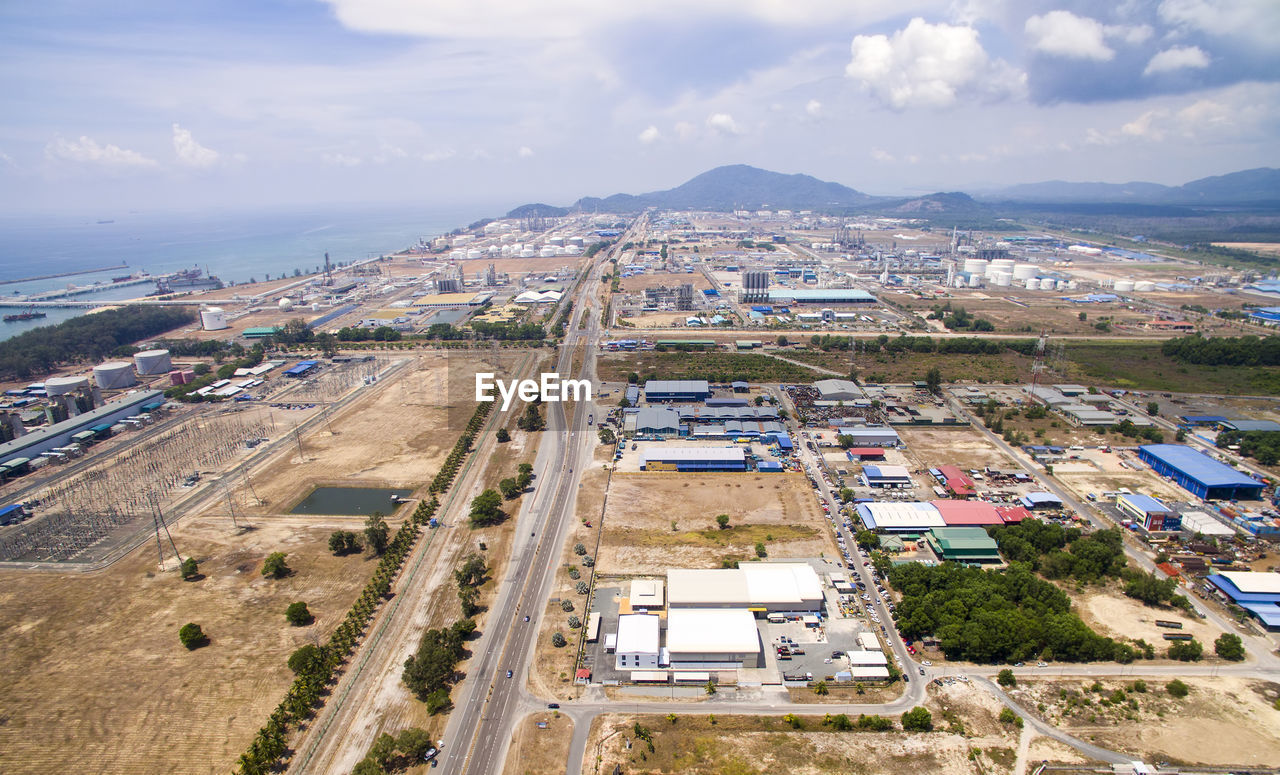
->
[1217, 429, 1280, 466]
[1161, 334, 1280, 367]
[0, 305, 195, 379]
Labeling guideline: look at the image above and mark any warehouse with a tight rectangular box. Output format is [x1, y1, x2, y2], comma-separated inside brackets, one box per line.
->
[856, 502, 946, 532]
[1178, 510, 1235, 538]
[639, 447, 746, 472]
[0, 390, 163, 468]
[665, 608, 762, 669]
[614, 614, 662, 670]
[831, 425, 900, 447]
[666, 563, 824, 613]
[861, 464, 912, 488]
[926, 527, 1002, 565]
[930, 499, 1006, 527]
[283, 360, 319, 378]
[767, 289, 876, 305]
[626, 407, 682, 437]
[1116, 493, 1181, 532]
[629, 579, 665, 610]
[644, 379, 712, 402]
[1020, 492, 1063, 510]
[1206, 571, 1280, 630]
[813, 379, 865, 402]
[1137, 444, 1264, 501]
[1219, 419, 1280, 432]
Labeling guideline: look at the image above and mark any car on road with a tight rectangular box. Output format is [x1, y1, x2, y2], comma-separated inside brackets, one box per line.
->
[423, 747, 439, 762]
[547, 703, 560, 709]
[506, 670, 513, 678]
[919, 666, 925, 676]
[921, 660, 932, 666]
[1014, 662, 1024, 667]
[523, 616, 530, 622]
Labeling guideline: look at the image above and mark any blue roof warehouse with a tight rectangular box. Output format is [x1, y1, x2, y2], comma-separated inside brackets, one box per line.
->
[1137, 444, 1264, 501]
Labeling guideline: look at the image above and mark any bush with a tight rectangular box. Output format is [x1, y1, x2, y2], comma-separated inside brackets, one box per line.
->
[1167, 639, 1203, 661]
[180, 557, 199, 580]
[998, 707, 1021, 726]
[496, 427, 510, 443]
[178, 622, 207, 650]
[576, 581, 589, 595]
[551, 631, 567, 647]
[901, 707, 933, 732]
[1214, 633, 1245, 661]
[560, 599, 574, 612]
[286, 601, 314, 626]
[573, 543, 587, 556]
[567, 615, 581, 629]
[1166, 679, 1190, 698]
[261, 552, 290, 579]
[997, 669, 1016, 687]
[288, 644, 326, 675]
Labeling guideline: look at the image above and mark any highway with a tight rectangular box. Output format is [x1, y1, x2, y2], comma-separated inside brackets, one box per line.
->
[438, 216, 640, 775]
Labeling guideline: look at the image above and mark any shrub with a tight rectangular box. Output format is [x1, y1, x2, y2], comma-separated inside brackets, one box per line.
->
[1214, 633, 1245, 661]
[261, 552, 290, 578]
[180, 557, 199, 580]
[286, 601, 314, 626]
[560, 599, 574, 612]
[997, 669, 1016, 687]
[551, 631, 567, 647]
[1166, 679, 1190, 698]
[178, 622, 207, 650]
[901, 707, 933, 732]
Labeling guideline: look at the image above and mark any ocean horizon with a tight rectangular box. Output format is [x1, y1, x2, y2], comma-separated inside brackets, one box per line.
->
[0, 201, 506, 341]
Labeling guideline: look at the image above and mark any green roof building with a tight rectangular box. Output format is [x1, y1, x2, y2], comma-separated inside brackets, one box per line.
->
[926, 527, 1002, 565]
[243, 326, 282, 339]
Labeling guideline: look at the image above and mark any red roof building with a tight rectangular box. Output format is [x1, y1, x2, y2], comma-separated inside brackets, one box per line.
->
[930, 499, 1002, 526]
[846, 447, 886, 459]
[996, 505, 1033, 524]
[937, 465, 976, 496]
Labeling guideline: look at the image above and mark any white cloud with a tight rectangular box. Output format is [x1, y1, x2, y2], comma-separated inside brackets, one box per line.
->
[705, 112, 743, 136]
[1143, 45, 1210, 76]
[420, 148, 456, 162]
[171, 124, 220, 168]
[1113, 24, 1153, 45]
[638, 125, 661, 144]
[1025, 10, 1114, 61]
[1121, 110, 1167, 140]
[845, 18, 1025, 109]
[805, 99, 822, 117]
[673, 121, 697, 141]
[321, 152, 362, 167]
[870, 148, 895, 162]
[517, 145, 534, 158]
[1158, 0, 1280, 47]
[0, 150, 13, 166]
[45, 135, 158, 167]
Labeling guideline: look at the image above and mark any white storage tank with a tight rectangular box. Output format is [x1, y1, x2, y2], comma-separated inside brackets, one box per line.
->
[200, 306, 228, 331]
[989, 258, 1016, 275]
[45, 375, 90, 397]
[1013, 263, 1038, 280]
[133, 349, 172, 375]
[466, 248, 482, 260]
[968, 274, 982, 288]
[1024, 277, 1039, 290]
[994, 272, 1012, 287]
[278, 297, 295, 312]
[1067, 280, 1079, 290]
[963, 258, 989, 275]
[1134, 280, 1157, 292]
[1114, 279, 1136, 292]
[93, 361, 137, 390]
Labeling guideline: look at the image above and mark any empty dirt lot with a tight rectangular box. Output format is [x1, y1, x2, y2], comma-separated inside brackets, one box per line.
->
[1073, 588, 1227, 650]
[597, 473, 837, 575]
[502, 711, 574, 775]
[896, 428, 1020, 472]
[0, 516, 371, 775]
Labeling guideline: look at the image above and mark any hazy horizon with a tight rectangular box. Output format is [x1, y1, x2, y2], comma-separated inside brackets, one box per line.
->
[2, 1, 1277, 214]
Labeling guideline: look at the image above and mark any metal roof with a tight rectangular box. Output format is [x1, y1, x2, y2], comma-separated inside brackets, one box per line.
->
[856, 502, 945, 531]
[930, 500, 1003, 526]
[640, 447, 745, 464]
[1117, 493, 1173, 514]
[615, 614, 660, 655]
[665, 608, 761, 654]
[643, 379, 710, 394]
[1217, 571, 1280, 595]
[0, 390, 163, 461]
[1221, 419, 1280, 432]
[1139, 444, 1262, 488]
[927, 527, 999, 552]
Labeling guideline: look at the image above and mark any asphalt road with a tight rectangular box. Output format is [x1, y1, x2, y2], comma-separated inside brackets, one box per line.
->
[439, 217, 638, 775]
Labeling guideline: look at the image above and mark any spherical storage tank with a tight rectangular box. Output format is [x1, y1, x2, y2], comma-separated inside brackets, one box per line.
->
[1114, 280, 1136, 292]
[201, 307, 228, 331]
[45, 375, 90, 396]
[1013, 263, 1038, 280]
[278, 297, 295, 312]
[133, 349, 172, 375]
[93, 361, 137, 390]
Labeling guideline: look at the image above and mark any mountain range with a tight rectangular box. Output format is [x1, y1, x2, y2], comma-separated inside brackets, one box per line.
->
[506, 164, 1279, 218]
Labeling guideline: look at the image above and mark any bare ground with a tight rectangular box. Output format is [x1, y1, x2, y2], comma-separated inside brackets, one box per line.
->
[501, 712, 573, 775]
[597, 473, 837, 575]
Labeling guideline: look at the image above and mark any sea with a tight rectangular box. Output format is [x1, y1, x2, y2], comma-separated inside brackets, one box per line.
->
[0, 203, 502, 342]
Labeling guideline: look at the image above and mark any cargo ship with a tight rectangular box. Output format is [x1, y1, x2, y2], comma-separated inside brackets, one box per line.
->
[155, 267, 224, 293]
[4, 308, 47, 322]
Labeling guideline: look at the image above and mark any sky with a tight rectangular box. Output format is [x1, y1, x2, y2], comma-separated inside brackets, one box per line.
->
[0, 0, 1277, 214]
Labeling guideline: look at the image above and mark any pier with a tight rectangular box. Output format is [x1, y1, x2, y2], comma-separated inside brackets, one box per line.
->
[0, 263, 131, 286]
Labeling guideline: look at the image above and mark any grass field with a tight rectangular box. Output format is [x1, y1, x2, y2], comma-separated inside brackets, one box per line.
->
[598, 351, 824, 383]
[1062, 342, 1280, 394]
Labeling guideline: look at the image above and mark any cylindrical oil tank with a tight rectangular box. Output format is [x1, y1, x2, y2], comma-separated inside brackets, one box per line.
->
[1013, 263, 1038, 280]
[963, 258, 989, 275]
[990, 258, 1015, 274]
[201, 307, 228, 331]
[1114, 279, 1136, 292]
[1024, 278, 1039, 289]
[93, 361, 137, 390]
[45, 375, 90, 396]
[1134, 280, 1157, 292]
[994, 272, 1012, 287]
[133, 349, 172, 375]
[968, 274, 981, 287]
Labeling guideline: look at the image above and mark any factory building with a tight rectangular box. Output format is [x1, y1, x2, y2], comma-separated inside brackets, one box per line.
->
[639, 447, 746, 472]
[665, 609, 762, 669]
[767, 289, 876, 305]
[643, 380, 712, 402]
[1019, 492, 1063, 510]
[1116, 493, 1181, 532]
[614, 614, 661, 670]
[1178, 510, 1235, 538]
[935, 465, 975, 496]
[0, 390, 164, 469]
[926, 527, 1002, 565]
[861, 464, 912, 488]
[831, 425, 901, 447]
[857, 500, 1023, 532]
[629, 579, 665, 610]
[628, 408, 682, 437]
[666, 563, 824, 613]
[1137, 444, 1264, 501]
[741, 270, 770, 303]
[813, 379, 865, 402]
[1206, 572, 1280, 630]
